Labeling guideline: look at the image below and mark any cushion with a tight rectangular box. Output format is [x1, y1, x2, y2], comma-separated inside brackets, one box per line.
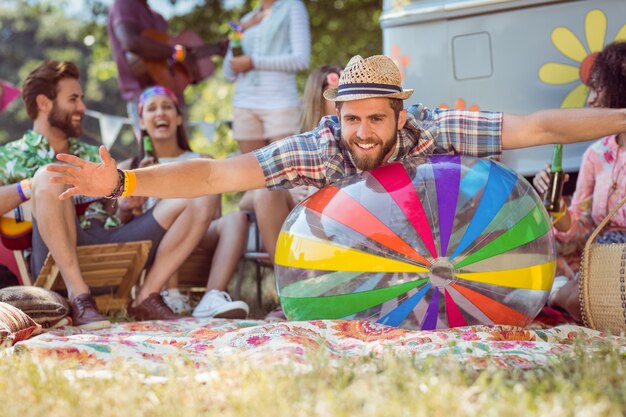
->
[0, 286, 70, 328]
[0, 301, 40, 347]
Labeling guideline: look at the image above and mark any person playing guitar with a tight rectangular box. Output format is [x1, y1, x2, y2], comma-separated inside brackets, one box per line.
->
[126, 29, 228, 97]
[107, 0, 227, 135]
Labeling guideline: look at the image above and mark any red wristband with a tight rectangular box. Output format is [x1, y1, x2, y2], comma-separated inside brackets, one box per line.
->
[172, 44, 186, 63]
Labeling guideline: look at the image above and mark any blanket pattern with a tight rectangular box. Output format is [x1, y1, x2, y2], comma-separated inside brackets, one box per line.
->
[12, 314, 626, 374]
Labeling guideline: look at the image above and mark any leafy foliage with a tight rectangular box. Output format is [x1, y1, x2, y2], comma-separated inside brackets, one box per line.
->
[0, 1, 90, 144]
[0, 0, 382, 164]
[306, 0, 382, 74]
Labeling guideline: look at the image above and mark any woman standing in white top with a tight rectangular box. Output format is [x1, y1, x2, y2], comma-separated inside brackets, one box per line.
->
[224, 1, 310, 311]
[224, 0, 311, 153]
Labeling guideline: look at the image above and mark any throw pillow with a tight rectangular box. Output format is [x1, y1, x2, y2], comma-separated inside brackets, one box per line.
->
[0, 301, 40, 347]
[0, 286, 70, 328]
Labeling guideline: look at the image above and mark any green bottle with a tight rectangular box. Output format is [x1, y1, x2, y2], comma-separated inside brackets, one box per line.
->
[544, 144, 564, 214]
[143, 135, 158, 163]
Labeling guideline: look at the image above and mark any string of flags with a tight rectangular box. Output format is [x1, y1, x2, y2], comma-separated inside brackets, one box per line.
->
[1, 81, 216, 149]
[85, 109, 129, 149]
[84, 110, 217, 149]
[0, 80, 21, 112]
[84, 109, 217, 149]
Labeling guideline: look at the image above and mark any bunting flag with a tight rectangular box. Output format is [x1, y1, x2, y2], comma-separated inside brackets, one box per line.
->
[86, 109, 129, 149]
[0, 80, 21, 112]
[85, 110, 217, 149]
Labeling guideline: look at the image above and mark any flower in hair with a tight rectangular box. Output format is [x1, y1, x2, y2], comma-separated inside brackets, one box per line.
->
[326, 72, 340, 87]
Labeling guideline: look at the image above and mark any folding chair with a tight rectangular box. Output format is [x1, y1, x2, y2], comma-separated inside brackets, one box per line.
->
[33, 241, 152, 313]
[2, 199, 154, 312]
[233, 211, 272, 307]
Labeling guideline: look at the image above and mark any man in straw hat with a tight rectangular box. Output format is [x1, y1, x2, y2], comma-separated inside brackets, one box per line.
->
[48, 54, 626, 215]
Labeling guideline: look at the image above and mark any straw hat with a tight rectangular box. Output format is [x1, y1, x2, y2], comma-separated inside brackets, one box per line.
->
[323, 55, 413, 102]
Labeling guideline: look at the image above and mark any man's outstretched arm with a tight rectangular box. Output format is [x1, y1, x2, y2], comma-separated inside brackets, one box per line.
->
[47, 146, 266, 200]
[501, 107, 626, 149]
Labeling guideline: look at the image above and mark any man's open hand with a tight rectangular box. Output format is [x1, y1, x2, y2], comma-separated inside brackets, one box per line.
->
[47, 146, 119, 200]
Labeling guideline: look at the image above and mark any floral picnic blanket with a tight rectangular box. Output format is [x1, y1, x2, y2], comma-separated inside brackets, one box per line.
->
[11, 310, 626, 375]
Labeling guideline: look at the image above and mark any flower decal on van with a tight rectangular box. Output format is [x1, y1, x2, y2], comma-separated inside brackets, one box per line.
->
[390, 44, 410, 80]
[439, 98, 479, 112]
[539, 9, 626, 108]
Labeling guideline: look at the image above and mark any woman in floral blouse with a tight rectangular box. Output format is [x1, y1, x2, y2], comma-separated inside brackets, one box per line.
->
[533, 41, 626, 321]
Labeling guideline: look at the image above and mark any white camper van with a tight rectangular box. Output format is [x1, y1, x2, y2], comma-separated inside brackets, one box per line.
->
[381, 0, 626, 177]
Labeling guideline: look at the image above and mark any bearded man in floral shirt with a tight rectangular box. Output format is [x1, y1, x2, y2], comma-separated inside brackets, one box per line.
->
[0, 61, 207, 329]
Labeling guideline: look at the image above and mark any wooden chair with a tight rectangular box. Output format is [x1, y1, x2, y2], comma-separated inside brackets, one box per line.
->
[33, 241, 152, 313]
[2, 201, 153, 312]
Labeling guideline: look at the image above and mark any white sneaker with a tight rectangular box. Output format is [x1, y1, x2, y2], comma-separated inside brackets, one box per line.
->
[160, 288, 193, 315]
[192, 290, 249, 319]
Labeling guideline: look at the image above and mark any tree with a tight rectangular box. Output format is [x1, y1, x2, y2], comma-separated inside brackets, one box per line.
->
[0, 0, 383, 155]
[306, 0, 382, 74]
[0, 1, 94, 144]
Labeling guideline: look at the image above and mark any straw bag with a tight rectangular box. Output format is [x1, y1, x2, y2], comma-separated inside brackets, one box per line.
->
[579, 195, 626, 333]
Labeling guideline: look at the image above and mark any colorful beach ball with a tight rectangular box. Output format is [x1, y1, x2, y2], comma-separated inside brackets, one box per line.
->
[275, 155, 556, 330]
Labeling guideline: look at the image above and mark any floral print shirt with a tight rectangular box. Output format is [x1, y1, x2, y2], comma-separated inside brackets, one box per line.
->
[0, 130, 100, 182]
[0, 130, 120, 229]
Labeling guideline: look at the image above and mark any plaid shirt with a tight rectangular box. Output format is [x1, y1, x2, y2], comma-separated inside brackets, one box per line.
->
[255, 103, 503, 190]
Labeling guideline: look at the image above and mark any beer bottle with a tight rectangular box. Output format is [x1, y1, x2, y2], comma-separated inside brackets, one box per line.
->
[543, 144, 564, 214]
[143, 135, 158, 163]
[132, 136, 157, 216]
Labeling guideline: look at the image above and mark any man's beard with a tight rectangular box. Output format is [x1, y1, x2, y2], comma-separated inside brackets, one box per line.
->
[346, 132, 397, 171]
[48, 104, 82, 138]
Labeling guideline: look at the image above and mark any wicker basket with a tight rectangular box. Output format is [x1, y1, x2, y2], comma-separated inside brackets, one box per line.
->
[579, 195, 626, 333]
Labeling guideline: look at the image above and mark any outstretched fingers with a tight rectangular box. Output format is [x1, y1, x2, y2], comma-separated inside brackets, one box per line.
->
[47, 146, 119, 200]
[47, 163, 81, 180]
[46, 164, 82, 200]
[55, 152, 88, 167]
[58, 187, 80, 201]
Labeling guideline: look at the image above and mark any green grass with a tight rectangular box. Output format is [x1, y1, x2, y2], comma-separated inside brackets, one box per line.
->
[1, 339, 625, 417]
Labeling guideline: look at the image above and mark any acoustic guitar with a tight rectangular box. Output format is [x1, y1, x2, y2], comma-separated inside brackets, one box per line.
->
[0, 197, 101, 251]
[127, 29, 228, 96]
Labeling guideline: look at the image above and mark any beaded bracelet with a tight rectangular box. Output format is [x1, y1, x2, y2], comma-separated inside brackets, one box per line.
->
[105, 169, 126, 199]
